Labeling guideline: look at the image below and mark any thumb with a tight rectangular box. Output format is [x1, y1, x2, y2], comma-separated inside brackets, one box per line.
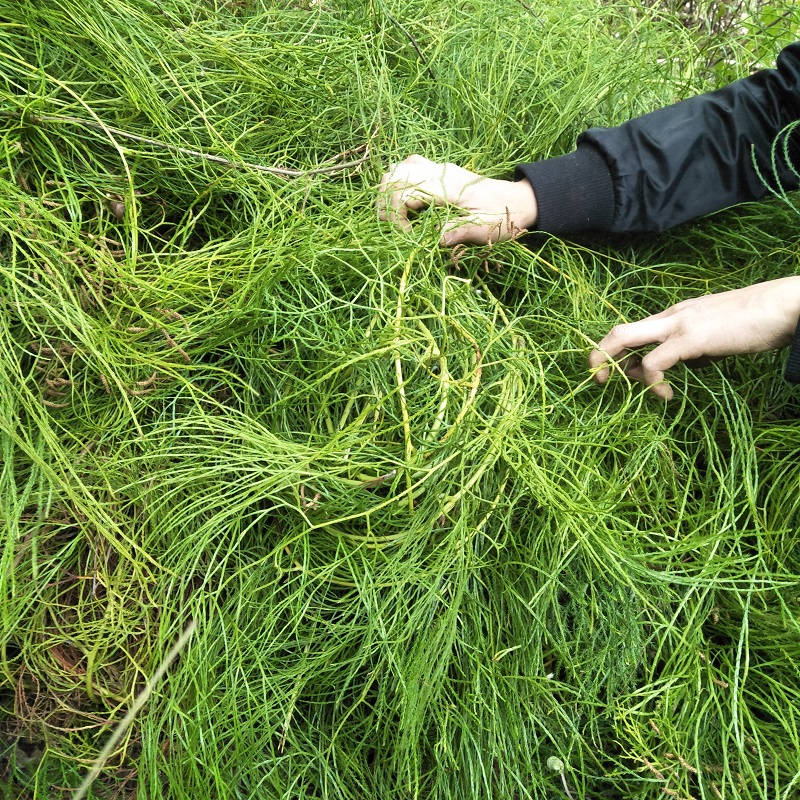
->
[439, 217, 503, 247]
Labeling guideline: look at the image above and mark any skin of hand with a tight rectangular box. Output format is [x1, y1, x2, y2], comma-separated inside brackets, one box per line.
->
[377, 154, 538, 246]
[589, 276, 800, 400]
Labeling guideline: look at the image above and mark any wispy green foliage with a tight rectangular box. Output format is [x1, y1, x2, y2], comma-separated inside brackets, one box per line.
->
[1, 1, 799, 798]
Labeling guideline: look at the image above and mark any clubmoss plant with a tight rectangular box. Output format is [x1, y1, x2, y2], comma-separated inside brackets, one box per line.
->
[1, 1, 799, 798]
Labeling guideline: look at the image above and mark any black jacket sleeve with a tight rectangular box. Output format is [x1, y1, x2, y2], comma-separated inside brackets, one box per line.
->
[515, 42, 800, 383]
[515, 42, 800, 235]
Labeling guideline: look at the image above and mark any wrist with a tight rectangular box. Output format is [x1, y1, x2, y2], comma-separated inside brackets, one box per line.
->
[510, 178, 538, 230]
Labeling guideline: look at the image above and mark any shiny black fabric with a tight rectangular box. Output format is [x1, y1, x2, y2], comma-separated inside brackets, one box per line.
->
[517, 42, 800, 234]
[584, 42, 800, 233]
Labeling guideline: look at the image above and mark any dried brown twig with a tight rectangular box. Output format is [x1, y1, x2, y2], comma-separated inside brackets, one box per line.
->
[6, 111, 373, 178]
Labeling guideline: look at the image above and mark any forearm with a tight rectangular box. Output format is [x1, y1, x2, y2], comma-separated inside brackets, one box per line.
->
[518, 42, 800, 235]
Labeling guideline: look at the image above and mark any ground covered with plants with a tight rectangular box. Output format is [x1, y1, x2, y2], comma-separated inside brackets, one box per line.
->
[1, 0, 799, 798]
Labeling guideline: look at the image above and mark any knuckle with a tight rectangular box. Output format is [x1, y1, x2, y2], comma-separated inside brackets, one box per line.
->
[588, 350, 606, 368]
[640, 351, 670, 376]
[640, 352, 658, 370]
[604, 323, 629, 344]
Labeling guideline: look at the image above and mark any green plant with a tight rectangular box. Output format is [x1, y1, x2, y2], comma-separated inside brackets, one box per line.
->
[1, 1, 799, 798]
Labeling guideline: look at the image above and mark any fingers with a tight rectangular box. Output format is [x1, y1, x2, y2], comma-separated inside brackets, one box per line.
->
[637, 341, 684, 400]
[378, 166, 491, 245]
[590, 318, 683, 400]
[439, 216, 505, 247]
[440, 221, 487, 247]
[378, 156, 501, 243]
[589, 318, 672, 384]
[377, 155, 443, 230]
[382, 188, 428, 232]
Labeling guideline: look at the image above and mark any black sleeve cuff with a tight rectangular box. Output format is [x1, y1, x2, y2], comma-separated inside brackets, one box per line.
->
[514, 144, 616, 235]
[784, 315, 800, 383]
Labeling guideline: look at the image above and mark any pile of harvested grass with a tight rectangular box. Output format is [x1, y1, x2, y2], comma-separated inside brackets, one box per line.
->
[1, 1, 799, 798]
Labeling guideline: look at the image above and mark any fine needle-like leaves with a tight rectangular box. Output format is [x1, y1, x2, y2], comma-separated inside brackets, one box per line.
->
[0, 1, 799, 798]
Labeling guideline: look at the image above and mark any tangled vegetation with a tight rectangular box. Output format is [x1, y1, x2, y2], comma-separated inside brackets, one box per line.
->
[1, 0, 799, 798]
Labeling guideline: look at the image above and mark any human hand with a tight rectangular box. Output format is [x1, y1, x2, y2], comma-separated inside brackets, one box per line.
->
[589, 276, 800, 400]
[377, 155, 538, 246]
